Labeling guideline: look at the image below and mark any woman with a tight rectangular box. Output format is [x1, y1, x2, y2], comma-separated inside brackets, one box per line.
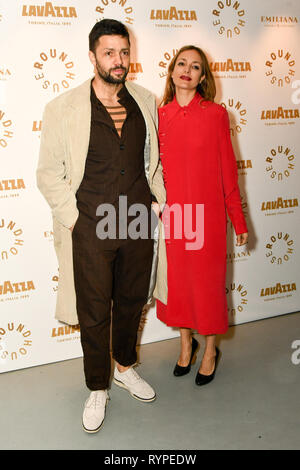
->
[156, 45, 248, 386]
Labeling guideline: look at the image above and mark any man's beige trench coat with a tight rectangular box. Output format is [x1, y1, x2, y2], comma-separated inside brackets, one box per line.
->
[37, 78, 168, 325]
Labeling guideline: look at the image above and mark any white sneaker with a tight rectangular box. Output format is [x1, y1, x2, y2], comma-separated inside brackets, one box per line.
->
[82, 390, 109, 433]
[113, 366, 156, 402]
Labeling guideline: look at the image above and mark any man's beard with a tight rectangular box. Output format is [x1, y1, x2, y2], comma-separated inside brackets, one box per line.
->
[95, 59, 129, 85]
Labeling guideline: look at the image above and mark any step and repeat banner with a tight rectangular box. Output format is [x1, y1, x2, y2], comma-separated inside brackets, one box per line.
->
[1, 0, 300, 373]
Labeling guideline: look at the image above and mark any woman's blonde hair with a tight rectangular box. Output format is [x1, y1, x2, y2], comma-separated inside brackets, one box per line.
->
[160, 45, 216, 107]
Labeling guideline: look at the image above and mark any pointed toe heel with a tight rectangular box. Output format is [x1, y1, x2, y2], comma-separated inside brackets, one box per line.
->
[195, 346, 221, 386]
[173, 337, 199, 377]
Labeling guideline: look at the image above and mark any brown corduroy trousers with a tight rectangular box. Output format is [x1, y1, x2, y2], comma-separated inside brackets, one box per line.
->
[72, 212, 154, 391]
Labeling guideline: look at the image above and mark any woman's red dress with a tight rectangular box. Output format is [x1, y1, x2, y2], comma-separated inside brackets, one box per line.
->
[156, 93, 248, 335]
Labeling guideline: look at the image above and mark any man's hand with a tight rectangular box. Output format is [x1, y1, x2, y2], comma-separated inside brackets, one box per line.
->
[236, 232, 248, 246]
[69, 224, 74, 232]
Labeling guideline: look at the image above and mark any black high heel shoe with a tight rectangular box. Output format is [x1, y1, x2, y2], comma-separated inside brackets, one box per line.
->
[173, 337, 199, 377]
[195, 346, 220, 386]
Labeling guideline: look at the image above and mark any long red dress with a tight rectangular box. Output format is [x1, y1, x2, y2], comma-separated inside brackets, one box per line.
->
[156, 93, 248, 335]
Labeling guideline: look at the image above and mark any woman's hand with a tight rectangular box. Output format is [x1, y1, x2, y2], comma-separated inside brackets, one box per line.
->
[236, 232, 248, 246]
[151, 202, 160, 219]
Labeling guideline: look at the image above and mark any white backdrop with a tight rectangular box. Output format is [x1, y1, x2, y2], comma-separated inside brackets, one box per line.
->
[1, 0, 299, 373]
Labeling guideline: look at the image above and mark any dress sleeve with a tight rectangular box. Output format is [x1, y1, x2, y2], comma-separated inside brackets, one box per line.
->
[218, 108, 248, 235]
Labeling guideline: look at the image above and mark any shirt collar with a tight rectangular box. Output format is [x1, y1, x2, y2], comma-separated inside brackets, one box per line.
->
[90, 81, 129, 105]
[90, 80, 136, 114]
[171, 92, 203, 110]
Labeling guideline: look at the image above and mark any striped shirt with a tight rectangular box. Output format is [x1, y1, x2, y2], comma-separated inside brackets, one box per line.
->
[105, 105, 127, 137]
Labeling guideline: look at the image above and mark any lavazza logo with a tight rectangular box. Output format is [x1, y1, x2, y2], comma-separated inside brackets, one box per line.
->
[265, 49, 296, 87]
[0, 280, 35, 303]
[150, 5, 198, 29]
[265, 145, 296, 182]
[0, 322, 33, 363]
[261, 106, 299, 127]
[96, 0, 134, 25]
[33, 48, 76, 94]
[0, 179, 26, 200]
[260, 281, 296, 302]
[0, 219, 24, 262]
[22, 2, 78, 26]
[212, 0, 246, 38]
[210, 58, 252, 79]
[127, 62, 143, 82]
[261, 196, 298, 216]
[220, 98, 248, 136]
[0, 110, 14, 149]
[237, 158, 252, 175]
[51, 324, 80, 342]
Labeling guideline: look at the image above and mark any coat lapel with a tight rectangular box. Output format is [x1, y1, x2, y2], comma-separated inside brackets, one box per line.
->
[125, 81, 159, 184]
[65, 78, 92, 191]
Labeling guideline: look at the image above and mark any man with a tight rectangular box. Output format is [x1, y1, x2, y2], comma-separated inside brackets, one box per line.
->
[37, 19, 167, 433]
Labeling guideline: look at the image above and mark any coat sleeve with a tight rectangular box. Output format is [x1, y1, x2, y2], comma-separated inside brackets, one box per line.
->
[149, 95, 166, 211]
[218, 108, 248, 235]
[36, 102, 79, 229]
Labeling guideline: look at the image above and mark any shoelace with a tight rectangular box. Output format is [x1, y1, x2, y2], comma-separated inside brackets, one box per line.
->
[125, 367, 143, 385]
[86, 391, 107, 409]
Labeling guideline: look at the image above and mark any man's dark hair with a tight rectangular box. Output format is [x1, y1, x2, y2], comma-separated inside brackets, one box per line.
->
[89, 19, 130, 53]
